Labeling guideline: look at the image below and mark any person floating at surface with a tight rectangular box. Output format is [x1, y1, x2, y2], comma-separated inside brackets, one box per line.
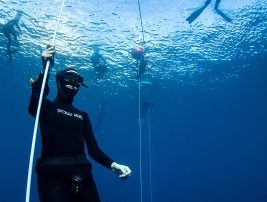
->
[186, 0, 232, 24]
[1, 12, 22, 62]
[28, 45, 131, 202]
[90, 47, 107, 84]
[131, 46, 148, 79]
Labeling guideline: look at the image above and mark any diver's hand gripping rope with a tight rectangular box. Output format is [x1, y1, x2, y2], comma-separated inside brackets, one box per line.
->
[25, 0, 66, 201]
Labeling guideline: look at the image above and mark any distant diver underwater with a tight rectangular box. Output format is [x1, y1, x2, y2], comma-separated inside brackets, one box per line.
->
[186, 0, 232, 24]
[139, 100, 154, 124]
[95, 103, 106, 133]
[89, 46, 108, 85]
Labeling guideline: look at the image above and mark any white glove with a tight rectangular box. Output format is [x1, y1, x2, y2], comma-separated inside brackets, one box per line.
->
[41, 45, 55, 72]
[111, 162, 131, 180]
[41, 45, 55, 58]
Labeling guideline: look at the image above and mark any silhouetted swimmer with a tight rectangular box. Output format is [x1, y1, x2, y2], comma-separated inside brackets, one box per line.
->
[90, 47, 107, 84]
[136, 56, 148, 79]
[1, 12, 22, 62]
[186, 0, 232, 24]
[139, 100, 154, 124]
[95, 103, 106, 133]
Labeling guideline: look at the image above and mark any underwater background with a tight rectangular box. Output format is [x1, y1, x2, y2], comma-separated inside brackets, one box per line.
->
[0, 0, 267, 201]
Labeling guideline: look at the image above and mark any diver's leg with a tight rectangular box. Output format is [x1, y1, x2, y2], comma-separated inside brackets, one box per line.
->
[38, 177, 73, 202]
[214, 0, 232, 22]
[78, 173, 101, 202]
[186, 0, 211, 24]
[215, 9, 232, 22]
[214, 0, 221, 9]
[204, 0, 212, 7]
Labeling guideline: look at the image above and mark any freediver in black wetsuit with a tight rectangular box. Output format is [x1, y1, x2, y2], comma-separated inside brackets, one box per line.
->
[1, 12, 22, 63]
[28, 45, 131, 202]
[186, 0, 232, 24]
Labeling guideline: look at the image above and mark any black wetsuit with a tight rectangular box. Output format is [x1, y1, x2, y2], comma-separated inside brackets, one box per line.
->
[28, 73, 113, 202]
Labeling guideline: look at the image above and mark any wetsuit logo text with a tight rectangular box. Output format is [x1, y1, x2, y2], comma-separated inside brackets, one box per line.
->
[57, 109, 83, 120]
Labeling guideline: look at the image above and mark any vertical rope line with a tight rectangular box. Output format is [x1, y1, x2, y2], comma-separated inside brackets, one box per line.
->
[147, 111, 153, 202]
[137, 1, 144, 201]
[137, 0, 145, 45]
[138, 77, 143, 202]
[137, 0, 154, 201]
[25, 1, 66, 201]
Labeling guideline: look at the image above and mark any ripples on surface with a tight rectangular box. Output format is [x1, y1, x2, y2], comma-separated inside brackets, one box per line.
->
[0, 0, 266, 92]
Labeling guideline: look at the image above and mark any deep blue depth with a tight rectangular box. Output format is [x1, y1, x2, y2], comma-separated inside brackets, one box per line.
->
[0, 53, 266, 202]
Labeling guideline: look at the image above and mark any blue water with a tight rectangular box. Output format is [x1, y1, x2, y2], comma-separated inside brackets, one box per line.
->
[0, 0, 267, 201]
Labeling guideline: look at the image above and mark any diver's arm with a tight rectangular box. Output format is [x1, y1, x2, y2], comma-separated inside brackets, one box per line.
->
[28, 46, 55, 116]
[83, 113, 114, 169]
[83, 113, 132, 179]
[28, 73, 50, 116]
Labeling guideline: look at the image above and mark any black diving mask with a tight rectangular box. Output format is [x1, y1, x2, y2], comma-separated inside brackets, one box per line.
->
[63, 73, 84, 85]
[60, 69, 88, 88]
